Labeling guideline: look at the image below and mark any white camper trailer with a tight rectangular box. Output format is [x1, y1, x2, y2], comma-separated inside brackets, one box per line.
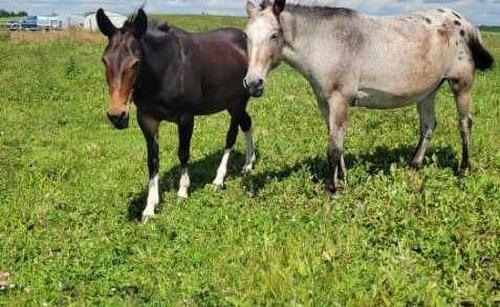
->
[84, 11, 127, 31]
[37, 15, 63, 30]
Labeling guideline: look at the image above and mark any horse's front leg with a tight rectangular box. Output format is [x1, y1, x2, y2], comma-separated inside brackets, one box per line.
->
[326, 92, 350, 195]
[177, 114, 194, 199]
[212, 115, 239, 190]
[137, 112, 160, 224]
[240, 111, 256, 174]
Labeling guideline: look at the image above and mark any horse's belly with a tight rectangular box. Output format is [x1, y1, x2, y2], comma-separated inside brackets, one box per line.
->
[353, 88, 428, 109]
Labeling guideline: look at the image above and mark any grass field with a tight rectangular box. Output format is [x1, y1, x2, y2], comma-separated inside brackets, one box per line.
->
[0, 15, 499, 305]
[0, 17, 16, 23]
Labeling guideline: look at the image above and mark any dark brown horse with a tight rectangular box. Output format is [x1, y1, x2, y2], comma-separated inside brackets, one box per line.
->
[97, 8, 255, 223]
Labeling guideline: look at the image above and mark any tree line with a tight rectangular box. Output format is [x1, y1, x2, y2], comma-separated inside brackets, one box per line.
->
[0, 9, 28, 18]
[480, 25, 500, 33]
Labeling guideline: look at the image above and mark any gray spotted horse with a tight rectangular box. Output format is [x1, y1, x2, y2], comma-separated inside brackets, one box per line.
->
[243, 0, 494, 194]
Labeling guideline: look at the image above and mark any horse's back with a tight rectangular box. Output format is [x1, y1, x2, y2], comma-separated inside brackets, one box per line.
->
[353, 7, 481, 105]
[191, 27, 247, 53]
[178, 28, 248, 113]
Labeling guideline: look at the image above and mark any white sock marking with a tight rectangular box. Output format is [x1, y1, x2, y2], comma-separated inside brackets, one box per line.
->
[177, 167, 190, 198]
[213, 148, 232, 187]
[142, 174, 159, 222]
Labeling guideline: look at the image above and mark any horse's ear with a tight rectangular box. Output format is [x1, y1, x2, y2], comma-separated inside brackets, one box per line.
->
[133, 8, 148, 39]
[273, 0, 286, 16]
[246, 1, 258, 18]
[96, 8, 116, 37]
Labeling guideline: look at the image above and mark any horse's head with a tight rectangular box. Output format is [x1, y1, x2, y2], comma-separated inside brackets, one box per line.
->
[97, 8, 147, 130]
[243, 0, 286, 97]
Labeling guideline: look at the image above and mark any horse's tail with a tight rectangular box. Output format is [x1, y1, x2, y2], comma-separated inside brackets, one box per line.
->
[467, 30, 494, 71]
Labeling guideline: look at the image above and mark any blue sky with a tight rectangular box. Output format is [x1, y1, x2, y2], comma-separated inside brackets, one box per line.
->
[0, 0, 498, 25]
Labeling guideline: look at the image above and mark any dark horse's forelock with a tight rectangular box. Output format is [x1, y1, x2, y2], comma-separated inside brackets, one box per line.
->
[124, 10, 140, 28]
[123, 9, 170, 33]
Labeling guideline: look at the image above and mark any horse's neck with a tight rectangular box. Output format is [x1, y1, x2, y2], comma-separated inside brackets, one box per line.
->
[140, 32, 182, 76]
[135, 32, 184, 96]
[280, 10, 365, 96]
[281, 13, 327, 81]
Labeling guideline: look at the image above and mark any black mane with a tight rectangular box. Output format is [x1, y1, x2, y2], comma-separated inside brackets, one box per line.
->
[149, 20, 170, 33]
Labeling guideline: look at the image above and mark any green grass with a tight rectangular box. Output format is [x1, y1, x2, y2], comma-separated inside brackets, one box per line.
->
[0, 16, 20, 25]
[0, 15, 499, 305]
[0, 30, 8, 42]
[150, 14, 247, 32]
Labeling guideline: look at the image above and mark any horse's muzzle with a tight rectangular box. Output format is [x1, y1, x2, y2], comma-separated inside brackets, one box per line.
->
[107, 111, 129, 130]
[243, 78, 264, 98]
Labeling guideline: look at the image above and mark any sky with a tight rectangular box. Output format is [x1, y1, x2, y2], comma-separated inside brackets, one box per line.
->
[0, 0, 498, 25]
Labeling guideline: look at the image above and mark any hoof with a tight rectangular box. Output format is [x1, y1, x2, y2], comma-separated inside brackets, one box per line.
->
[177, 188, 189, 199]
[141, 213, 154, 224]
[459, 165, 470, 177]
[410, 159, 423, 169]
[325, 189, 340, 199]
[242, 154, 257, 175]
[211, 182, 225, 191]
[177, 195, 188, 201]
[325, 184, 338, 198]
[241, 165, 253, 175]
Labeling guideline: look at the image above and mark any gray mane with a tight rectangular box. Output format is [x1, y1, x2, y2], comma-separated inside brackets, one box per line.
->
[258, 1, 358, 18]
[285, 4, 358, 18]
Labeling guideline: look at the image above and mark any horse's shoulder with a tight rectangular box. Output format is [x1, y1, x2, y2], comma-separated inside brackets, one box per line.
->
[197, 27, 244, 40]
[190, 28, 246, 51]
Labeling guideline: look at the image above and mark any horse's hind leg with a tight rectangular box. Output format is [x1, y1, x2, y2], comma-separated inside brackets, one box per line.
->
[445, 60, 475, 173]
[212, 115, 239, 190]
[177, 114, 194, 199]
[411, 91, 438, 168]
[326, 91, 350, 195]
[239, 110, 256, 174]
[450, 81, 474, 173]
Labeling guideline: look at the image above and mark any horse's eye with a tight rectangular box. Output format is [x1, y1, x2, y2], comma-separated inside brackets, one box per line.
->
[270, 33, 279, 40]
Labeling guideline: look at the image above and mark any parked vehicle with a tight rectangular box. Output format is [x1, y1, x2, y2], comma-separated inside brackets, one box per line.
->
[7, 19, 22, 30]
[8, 15, 63, 31]
[21, 16, 38, 30]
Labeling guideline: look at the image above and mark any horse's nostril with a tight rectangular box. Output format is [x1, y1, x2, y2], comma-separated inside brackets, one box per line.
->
[256, 79, 263, 87]
[120, 111, 126, 120]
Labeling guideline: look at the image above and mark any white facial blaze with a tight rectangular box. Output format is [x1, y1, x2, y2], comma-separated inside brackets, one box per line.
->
[245, 12, 280, 84]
